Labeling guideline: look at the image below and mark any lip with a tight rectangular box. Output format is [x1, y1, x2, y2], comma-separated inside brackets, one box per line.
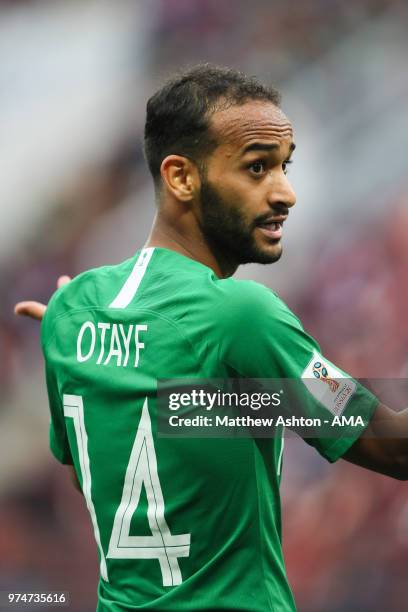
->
[257, 215, 288, 225]
[256, 215, 287, 240]
[257, 225, 283, 240]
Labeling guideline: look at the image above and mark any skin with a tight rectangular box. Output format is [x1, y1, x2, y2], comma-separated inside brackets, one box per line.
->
[147, 101, 296, 278]
[15, 100, 408, 481]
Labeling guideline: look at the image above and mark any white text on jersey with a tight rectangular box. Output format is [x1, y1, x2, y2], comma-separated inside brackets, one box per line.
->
[76, 321, 148, 367]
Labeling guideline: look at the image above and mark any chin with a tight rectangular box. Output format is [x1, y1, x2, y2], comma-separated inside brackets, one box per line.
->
[257, 250, 282, 264]
[238, 242, 283, 265]
[255, 241, 283, 264]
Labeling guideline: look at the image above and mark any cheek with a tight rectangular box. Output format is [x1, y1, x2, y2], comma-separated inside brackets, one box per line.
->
[232, 186, 263, 223]
[206, 162, 262, 221]
[217, 173, 259, 213]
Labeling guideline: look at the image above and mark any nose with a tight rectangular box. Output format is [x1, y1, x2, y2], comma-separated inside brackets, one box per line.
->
[267, 172, 296, 209]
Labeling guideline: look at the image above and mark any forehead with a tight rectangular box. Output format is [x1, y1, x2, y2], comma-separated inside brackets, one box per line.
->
[209, 101, 293, 154]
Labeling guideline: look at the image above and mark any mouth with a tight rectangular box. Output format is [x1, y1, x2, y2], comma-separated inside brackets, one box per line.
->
[256, 216, 287, 241]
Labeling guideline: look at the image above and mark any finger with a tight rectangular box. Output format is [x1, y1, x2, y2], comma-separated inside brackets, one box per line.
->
[57, 275, 71, 288]
[14, 301, 46, 320]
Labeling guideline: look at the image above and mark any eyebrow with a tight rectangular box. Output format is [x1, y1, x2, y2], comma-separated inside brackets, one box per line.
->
[242, 142, 296, 155]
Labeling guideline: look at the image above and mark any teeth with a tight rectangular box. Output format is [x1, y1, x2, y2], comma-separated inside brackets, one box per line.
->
[259, 221, 282, 230]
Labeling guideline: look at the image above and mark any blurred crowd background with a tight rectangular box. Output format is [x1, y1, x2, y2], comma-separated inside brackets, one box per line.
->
[1, 1, 408, 610]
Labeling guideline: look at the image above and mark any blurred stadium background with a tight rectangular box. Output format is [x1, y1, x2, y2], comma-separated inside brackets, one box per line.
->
[1, 1, 408, 610]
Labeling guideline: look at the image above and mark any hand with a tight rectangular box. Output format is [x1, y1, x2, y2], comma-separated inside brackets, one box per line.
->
[14, 275, 71, 321]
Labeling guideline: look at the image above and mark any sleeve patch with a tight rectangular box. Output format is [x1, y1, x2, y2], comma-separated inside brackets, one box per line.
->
[301, 349, 356, 416]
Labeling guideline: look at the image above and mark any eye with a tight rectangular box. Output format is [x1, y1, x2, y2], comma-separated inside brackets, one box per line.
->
[282, 159, 293, 175]
[249, 160, 267, 175]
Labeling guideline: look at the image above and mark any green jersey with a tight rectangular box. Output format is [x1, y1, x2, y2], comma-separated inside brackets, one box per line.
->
[41, 247, 377, 611]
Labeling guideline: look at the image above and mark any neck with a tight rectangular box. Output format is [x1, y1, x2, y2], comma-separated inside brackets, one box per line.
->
[145, 211, 238, 278]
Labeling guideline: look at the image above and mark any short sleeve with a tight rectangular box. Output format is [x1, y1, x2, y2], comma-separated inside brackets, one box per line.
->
[217, 281, 378, 463]
[41, 301, 73, 465]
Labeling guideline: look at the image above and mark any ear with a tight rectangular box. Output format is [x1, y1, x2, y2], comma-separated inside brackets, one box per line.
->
[160, 155, 200, 202]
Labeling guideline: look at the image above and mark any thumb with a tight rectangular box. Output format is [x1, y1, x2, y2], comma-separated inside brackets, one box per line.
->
[14, 301, 46, 321]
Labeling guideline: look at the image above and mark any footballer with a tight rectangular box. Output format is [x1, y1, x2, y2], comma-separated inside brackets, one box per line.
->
[16, 65, 408, 611]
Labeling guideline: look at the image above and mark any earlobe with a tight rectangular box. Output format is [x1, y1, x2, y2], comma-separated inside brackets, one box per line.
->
[160, 155, 196, 202]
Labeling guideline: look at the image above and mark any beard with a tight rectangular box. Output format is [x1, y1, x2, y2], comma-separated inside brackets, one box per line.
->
[198, 175, 283, 265]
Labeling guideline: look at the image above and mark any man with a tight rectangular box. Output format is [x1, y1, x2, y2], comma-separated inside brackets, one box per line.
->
[15, 65, 407, 611]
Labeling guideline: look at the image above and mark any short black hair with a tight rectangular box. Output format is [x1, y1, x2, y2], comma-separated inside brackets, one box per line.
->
[143, 64, 281, 185]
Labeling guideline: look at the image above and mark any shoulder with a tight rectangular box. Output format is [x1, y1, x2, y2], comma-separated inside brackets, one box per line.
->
[48, 258, 135, 315]
[41, 258, 135, 346]
[213, 278, 320, 377]
[212, 277, 302, 330]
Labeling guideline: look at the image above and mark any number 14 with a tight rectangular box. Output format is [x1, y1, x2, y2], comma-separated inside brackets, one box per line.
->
[63, 395, 191, 586]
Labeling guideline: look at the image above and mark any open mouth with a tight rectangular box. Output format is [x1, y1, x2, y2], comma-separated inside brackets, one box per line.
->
[257, 219, 284, 240]
[259, 221, 281, 231]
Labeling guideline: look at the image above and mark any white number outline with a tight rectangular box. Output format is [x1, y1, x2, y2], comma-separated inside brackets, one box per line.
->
[63, 394, 108, 581]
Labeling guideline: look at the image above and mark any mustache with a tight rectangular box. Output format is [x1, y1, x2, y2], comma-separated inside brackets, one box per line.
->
[253, 206, 289, 227]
